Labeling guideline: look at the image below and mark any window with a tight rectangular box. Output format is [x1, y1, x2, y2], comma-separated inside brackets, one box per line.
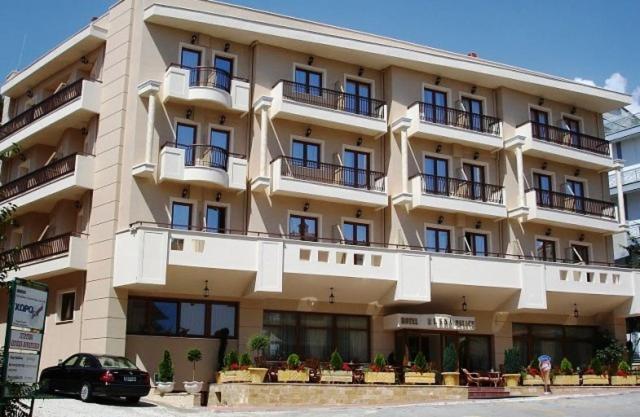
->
[616, 142, 623, 159]
[291, 140, 320, 168]
[295, 67, 322, 96]
[77, 355, 96, 368]
[126, 297, 238, 339]
[464, 232, 488, 256]
[213, 55, 233, 91]
[171, 202, 193, 230]
[180, 47, 202, 86]
[531, 108, 550, 139]
[423, 88, 448, 124]
[58, 291, 75, 322]
[343, 222, 369, 246]
[62, 355, 80, 367]
[176, 123, 197, 165]
[424, 156, 449, 194]
[289, 214, 318, 241]
[463, 163, 486, 200]
[536, 239, 556, 262]
[343, 149, 370, 188]
[426, 227, 450, 253]
[345, 79, 371, 115]
[209, 129, 230, 169]
[461, 97, 483, 131]
[513, 323, 595, 369]
[566, 179, 585, 212]
[205, 205, 226, 233]
[571, 244, 590, 264]
[534, 173, 553, 207]
[263, 311, 370, 362]
[563, 117, 581, 147]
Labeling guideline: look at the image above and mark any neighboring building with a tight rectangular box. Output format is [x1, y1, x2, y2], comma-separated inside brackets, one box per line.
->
[0, 0, 638, 385]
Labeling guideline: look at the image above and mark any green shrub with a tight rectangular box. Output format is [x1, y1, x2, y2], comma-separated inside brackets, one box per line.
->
[371, 353, 387, 371]
[223, 350, 239, 370]
[529, 358, 540, 370]
[618, 360, 631, 373]
[186, 348, 202, 381]
[413, 351, 428, 372]
[560, 358, 573, 375]
[443, 343, 458, 373]
[239, 352, 252, 367]
[248, 334, 270, 365]
[503, 347, 521, 374]
[287, 353, 301, 370]
[590, 357, 603, 375]
[330, 350, 343, 371]
[157, 350, 174, 382]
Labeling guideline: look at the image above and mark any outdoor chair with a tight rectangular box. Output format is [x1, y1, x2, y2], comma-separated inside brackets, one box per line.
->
[462, 368, 500, 387]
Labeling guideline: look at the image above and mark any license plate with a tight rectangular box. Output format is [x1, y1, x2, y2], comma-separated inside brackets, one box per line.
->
[123, 376, 137, 382]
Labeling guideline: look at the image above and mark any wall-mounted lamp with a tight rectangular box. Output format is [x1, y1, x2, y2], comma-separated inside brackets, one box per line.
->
[473, 151, 480, 160]
[80, 56, 89, 65]
[219, 115, 226, 125]
[574, 168, 580, 177]
[356, 137, 363, 146]
[329, 287, 335, 304]
[571, 106, 577, 115]
[303, 202, 310, 212]
[216, 192, 222, 202]
[224, 42, 230, 52]
[305, 127, 312, 137]
[470, 85, 477, 95]
[203, 280, 210, 298]
[475, 220, 482, 229]
[573, 303, 579, 318]
[358, 67, 364, 77]
[437, 215, 444, 225]
[18, 153, 26, 162]
[182, 188, 189, 198]
[308, 56, 314, 66]
[186, 108, 193, 120]
[26, 90, 33, 98]
[579, 233, 585, 242]
[541, 161, 547, 170]
[462, 296, 468, 312]
[356, 209, 362, 218]
[435, 76, 441, 86]
[191, 34, 198, 44]
[538, 97, 545, 106]
[545, 228, 552, 236]
[435, 144, 442, 153]
[81, 127, 88, 136]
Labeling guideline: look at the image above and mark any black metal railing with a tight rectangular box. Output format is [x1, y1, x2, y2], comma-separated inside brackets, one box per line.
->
[277, 80, 386, 119]
[530, 121, 610, 156]
[529, 188, 616, 218]
[0, 153, 80, 202]
[414, 102, 501, 136]
[169, 63, 235, 92]
[275, 156, 386, 192]
[414, 174, 503, 204]
[0, 232, 77, 265]
[0, 79, 85, 140]
[162, 141, 245, 170]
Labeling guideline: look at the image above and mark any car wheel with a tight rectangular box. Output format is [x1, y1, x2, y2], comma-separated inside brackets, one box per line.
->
[125, 396, 141, 404]
[79, 382, 93, 402]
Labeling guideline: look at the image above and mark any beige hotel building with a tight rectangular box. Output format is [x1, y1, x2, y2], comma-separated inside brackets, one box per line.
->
[1, 0, 639, 386]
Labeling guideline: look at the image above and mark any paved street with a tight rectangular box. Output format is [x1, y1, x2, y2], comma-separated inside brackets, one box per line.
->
[33, 391, 640, 417]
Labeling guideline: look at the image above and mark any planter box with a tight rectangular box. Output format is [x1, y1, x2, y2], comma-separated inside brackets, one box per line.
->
[611, 375, 637, 386]
[248, 367, 268, 384]
[582, 375, 609, 385]
[441, 372, 460, 386]
[503, 374, 520, 387]
[553, 375, 580, 385]
[364, 371, 395, 384]
[404, 372, 436, 385]
[320, 370, 352, 384]
[277, 369, 309, 383]
[522, 375, 544, 386]
[219, 370, 251, 383]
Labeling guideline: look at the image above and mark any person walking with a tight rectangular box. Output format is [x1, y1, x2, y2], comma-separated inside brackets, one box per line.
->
[538, 354, 552, 394]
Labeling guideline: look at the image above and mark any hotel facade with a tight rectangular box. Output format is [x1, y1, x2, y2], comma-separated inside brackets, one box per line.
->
[1, 0, 639, 386]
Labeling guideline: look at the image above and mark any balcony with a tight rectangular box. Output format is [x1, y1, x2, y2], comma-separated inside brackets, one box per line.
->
[518, 188, 621, 233]
[0, 153, 94, 215]
[268, 80, 388, 136]
[0, 79, 101, 153]
[405, 102, 503, 150]
[3, 233, 88, 280]
[161, 64, 250, 112]
[512, 121, 614, 170]
[270, 156, 388, 207]
[399, 174, 506, 218]
[158, 142, 247, 191]
[609, 163, 640, 194]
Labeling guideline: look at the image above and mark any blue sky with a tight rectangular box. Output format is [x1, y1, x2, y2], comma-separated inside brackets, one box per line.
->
[1, 0, 638, 111]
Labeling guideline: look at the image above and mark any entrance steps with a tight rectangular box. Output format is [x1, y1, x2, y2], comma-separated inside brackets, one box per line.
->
[467, 386, 511, 400]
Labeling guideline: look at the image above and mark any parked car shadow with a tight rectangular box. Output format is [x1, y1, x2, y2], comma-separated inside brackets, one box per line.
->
[48, 392, 157, 408]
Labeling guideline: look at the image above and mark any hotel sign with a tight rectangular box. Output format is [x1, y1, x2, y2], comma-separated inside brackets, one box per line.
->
[383, 313, 476, 331]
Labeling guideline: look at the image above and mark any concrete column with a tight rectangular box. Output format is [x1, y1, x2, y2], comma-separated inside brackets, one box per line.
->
[259, 105, 269, 177]
[515, 144, 525, 207]
[400, 127, 409, 194]
[1, 96, 10, 124]
[144, 93, 156, 164]
[615, 165, 626, 225]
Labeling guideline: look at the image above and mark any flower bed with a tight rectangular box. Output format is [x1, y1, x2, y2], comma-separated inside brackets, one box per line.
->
[364, 371, 395, 384]
[404, 372, 436, 385]
[219, 370, 251, 383]
[552, 375, 580, 385]
[611, 375, 637, 386]
[320, 370, 353, 384]
[522, 374, 544, 386]
[277, 369, 310, 383]
[582, 374, 609, 385]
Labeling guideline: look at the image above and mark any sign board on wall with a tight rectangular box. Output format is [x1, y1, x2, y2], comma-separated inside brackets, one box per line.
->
[383, 313, 477, 331]
[9, 330, 43, 352]
[5, 352, 40, 384]
[11, 284, 47, 331]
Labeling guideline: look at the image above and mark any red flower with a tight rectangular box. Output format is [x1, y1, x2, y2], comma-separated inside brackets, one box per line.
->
[230, 363, 240, 370]
[616, 370, 628, 377]
[342, 362, 351, 372]
[584, 368, 595, 375]
[369, 364, 380, 372]
[527, 367, 539, 377]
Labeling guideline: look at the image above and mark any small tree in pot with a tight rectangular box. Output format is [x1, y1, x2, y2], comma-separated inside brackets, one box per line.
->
[277, 353, 309, 383]
[405, 351, 436, 385]
[219, 350, 251, 383]
[502, 347, 522, 387]
[321, 350, 352, 383]
[553, 357, 579, 385]
[441, 343, 459, 386]
[183, 348, 203, 394]
[364, 353, 395, 384]
[612, 360, 636, 385]
[156, 350, 175, 395]
[247, 334, 270, 383]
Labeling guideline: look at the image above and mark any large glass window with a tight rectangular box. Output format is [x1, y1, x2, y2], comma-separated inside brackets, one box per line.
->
[180, 47, 202, 85]
[461, 97, 483, 131]
[345, 79, 371, 115]
[423, 88, 448, 124]
[343, 149, 370, 188]
[531, 108, 550, 139]
[464, 232, 488, 256]
[424, 156, 449, 194]
[176, 123, 197, 165]
[291, 140, 320, 168]
[205, 205, 226, 233]
[536, 239, 556, 262]
[213, 55, 233, 91]
[295, 68, 322, 95]
[209, 128, 230, 169]
[263, 311, 370, 362]
[126, 297, 238, 339]
[343, 222, 369, 246]
[289, 214, 318, 241]
[426, 227, 450, 253]
[171, 202, 192, 230]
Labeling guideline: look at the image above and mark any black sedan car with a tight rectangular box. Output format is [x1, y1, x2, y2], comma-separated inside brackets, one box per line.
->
[39, 353, 150, 403]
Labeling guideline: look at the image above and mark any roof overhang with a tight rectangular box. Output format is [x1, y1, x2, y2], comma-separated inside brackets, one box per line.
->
[1, 24, 108, 97]
[607, 125, 640, 142]
[144, 1, 631, 113]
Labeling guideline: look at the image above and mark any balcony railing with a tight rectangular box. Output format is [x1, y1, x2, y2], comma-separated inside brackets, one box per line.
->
[414, 174, 504, 204]
[0, 232, 77, 266]
[414, 102, 501, 136]
[277, 80, 386, 119]
[0, 79, 85, 141]
[529, 188, 616, 219]
[276, 156, 386, 192]
[530, 121, 610, 156]
[0, 153, 80, 202]
[168, 64, 249, 93]
[162, 142, 245, 170]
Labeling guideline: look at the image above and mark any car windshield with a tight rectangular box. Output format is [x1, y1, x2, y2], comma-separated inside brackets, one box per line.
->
[96, 356, 137, 369]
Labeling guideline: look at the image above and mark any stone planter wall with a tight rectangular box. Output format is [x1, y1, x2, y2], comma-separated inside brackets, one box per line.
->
[364, 371, 395, 384]
[503, 374, 520, 387]
[277, 369, 309, 383]
[553, 375, 580, 385]
[582, 375, 609, 385]
[611, 375, 637, 386]
[404, 372, 436, 385]
[219, 370, 251, 383]
[522, 375, 544, 386]
[320, 370, 353, 384]
[441, 372, 460, 386]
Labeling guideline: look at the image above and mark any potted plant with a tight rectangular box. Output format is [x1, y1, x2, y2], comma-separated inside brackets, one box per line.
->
[364, 353, 395, 384]
[553, 358, 579, 385]
[277, 353, 309, 383]
[611, 360, 636, 385]
[522, 358, 544, 386]
[156, 350, 175, 395]
[247, 334, 270, 383]
[321, 350, 352, 383]
[218, 350, 251, 383]
[582, 357, 609, 385]
[502, 347, 522, 387]
[182, 348, 203, 394]
[404, 351, 436, 384]
[441, 344, 459, 386]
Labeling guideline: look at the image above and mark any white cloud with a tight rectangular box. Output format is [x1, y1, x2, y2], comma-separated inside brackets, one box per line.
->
[629, 87, 640, 114]
[574, 72, 640, 114]
[574, 77, 596, 87]
[604, 72, 628, 93]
